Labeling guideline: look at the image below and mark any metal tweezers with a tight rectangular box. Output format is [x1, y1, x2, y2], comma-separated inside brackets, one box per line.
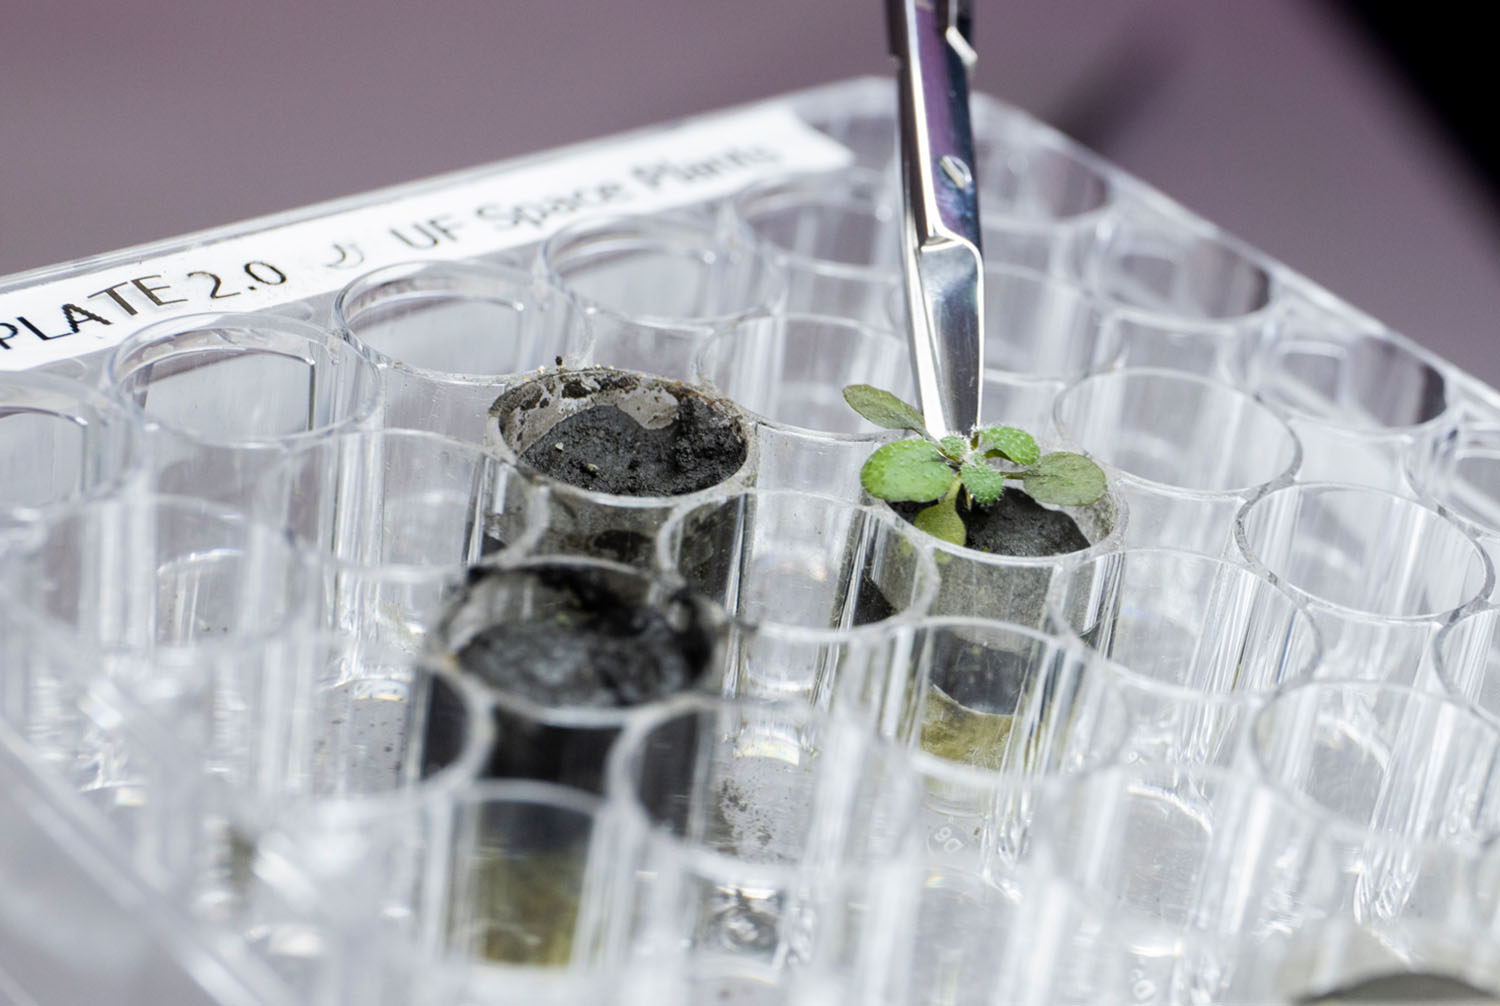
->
[888, 0, 984, 438]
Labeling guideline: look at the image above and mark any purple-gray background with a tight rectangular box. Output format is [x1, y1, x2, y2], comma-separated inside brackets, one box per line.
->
[4, 1, 1496, 384]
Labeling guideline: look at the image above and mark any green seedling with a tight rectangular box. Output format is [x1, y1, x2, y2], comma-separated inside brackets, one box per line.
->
[842, 384, 1106, 548]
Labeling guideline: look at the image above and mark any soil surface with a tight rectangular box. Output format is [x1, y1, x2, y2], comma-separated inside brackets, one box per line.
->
[520, 399, 745, 497]
[459, 614, 695, 708]
[454, 566, 712, 710]
[893, 489, 1089, 556]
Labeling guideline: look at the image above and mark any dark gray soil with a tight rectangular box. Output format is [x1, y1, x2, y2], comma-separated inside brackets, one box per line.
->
[455, 569, 712, 710]
[893, 489, 1089, 556]
[520, 399, 745, 497]
[852, 573, 898, 626]
[459, 613, 697, 709]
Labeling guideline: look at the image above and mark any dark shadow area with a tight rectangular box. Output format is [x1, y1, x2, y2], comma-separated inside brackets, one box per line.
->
[1329, 2, 1500, 225]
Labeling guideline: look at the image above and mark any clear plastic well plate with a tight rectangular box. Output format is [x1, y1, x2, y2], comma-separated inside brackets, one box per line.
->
[4, 77, 1500, 1005]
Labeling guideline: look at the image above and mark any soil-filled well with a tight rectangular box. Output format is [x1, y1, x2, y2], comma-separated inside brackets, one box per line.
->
[455, 565, 713, 710]
[431, 564, 717, 793]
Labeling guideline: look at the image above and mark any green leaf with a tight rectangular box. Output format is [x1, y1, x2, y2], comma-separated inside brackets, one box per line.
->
[914, 496, 967, 547]
[960, 459, 1008, 506]
[842, 385, 929, 434]
[939, 434, 968, 460]
[976, 426, 1040, 466]
[860, 440, 955, 502]
[1022, 452, 1107, 506]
